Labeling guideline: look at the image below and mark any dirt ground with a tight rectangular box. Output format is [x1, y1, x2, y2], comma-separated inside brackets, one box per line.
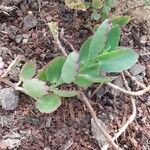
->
[0, 0, 150, 150]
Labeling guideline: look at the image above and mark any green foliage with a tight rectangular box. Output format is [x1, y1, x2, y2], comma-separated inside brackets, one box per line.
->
[88, 19, 111, 59]
[19, 19, 138, 114]
[105, 25, 121, 51]
[46, 57, 66, 84]
[97, 48, 138, 72]
[36, 93, 61, 113]
[20, 60, 36, 81]
[22, 79, 49, 98]
[61, 51, 79, 83]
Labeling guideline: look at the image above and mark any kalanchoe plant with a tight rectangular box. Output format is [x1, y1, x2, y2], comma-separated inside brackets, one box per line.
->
[18, 17, 138, 113]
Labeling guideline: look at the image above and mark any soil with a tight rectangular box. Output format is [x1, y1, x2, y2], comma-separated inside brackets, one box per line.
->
[0, 0, 150, 150]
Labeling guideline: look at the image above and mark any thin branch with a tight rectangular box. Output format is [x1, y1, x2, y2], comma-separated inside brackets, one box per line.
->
[0, 5, 16, 12]
[107, 83, 150, 96]
[80, 90, 121, 150]
[55, 38, 68, 56]
[60, 28, 76, 52]
[90, 84, 103, 98]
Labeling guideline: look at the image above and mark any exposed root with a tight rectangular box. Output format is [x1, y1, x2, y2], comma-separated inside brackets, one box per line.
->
[107, 83, 150, 96]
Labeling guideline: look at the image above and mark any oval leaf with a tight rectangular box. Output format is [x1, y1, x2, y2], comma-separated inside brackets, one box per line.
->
[105, 25, 121, 51]
[79, 36, 92, 64]
[61, 51, 79, 83]
[88, 19, 111, 59]
[20, 60, 36, 81]
[52, 89, 78, 97]
[46, 57, 66, 84]
[79, 74, 116, 83]
[23, 79, 49, 98]
[36, 93, 61, 113]
[98, 47, 139, 72]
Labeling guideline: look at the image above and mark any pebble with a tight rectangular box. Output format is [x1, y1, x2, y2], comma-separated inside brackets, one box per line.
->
[23, 11, 37, 30]
[0, 115, 14, 127]
[0, 87, 19, 111]
[8, 26, 19, 40]
[130, 64, 146, 76]
[91, 118, 108, 147]
[110, 76, 124, 96]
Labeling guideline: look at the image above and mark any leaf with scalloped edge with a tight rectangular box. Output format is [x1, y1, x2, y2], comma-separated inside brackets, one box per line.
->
[36, 93, 61, 113]
[20, 60, 36, 81]
[23, 79, 49, 98]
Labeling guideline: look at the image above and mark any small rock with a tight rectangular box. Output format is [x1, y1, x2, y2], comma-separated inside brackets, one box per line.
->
[23, 11, 37, 30]
[110, 76, 124, 96]
[44, 147, 51, 150]
[97, 85, 109, 98]
[130, 64, 146, 76]
[0, 87, 19, 110]
[9, 67, 20, 81]
[45, 117, 52, 127]
[91, 118, 108, 147]
[8, 26, 19, 40]
[15, 34, 22, 43]
[140, 35, 147, 44]
[136, 75, 144, 83]
[0, 115, 14, 127]
[22, 34, 30, 44]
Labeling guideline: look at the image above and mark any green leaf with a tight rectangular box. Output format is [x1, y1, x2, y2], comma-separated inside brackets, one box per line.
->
[79, 36, 92, 64]
[74, 64, 100, 88]
[79, 74, 116, 83]
[105, 25, 121, 51]
[20, 60, 36, 81]
[88, 19, 111, 59]
[112, 16, 131, 26]
[61, 51, 79, 83]
[52, 89, 78, 97]
[46, 57, 66, 84]
[36, 93, 61, 113]
[23, 79, 49, 98]
[98, 47, 139, 72]
[37, 68, 47, 81]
